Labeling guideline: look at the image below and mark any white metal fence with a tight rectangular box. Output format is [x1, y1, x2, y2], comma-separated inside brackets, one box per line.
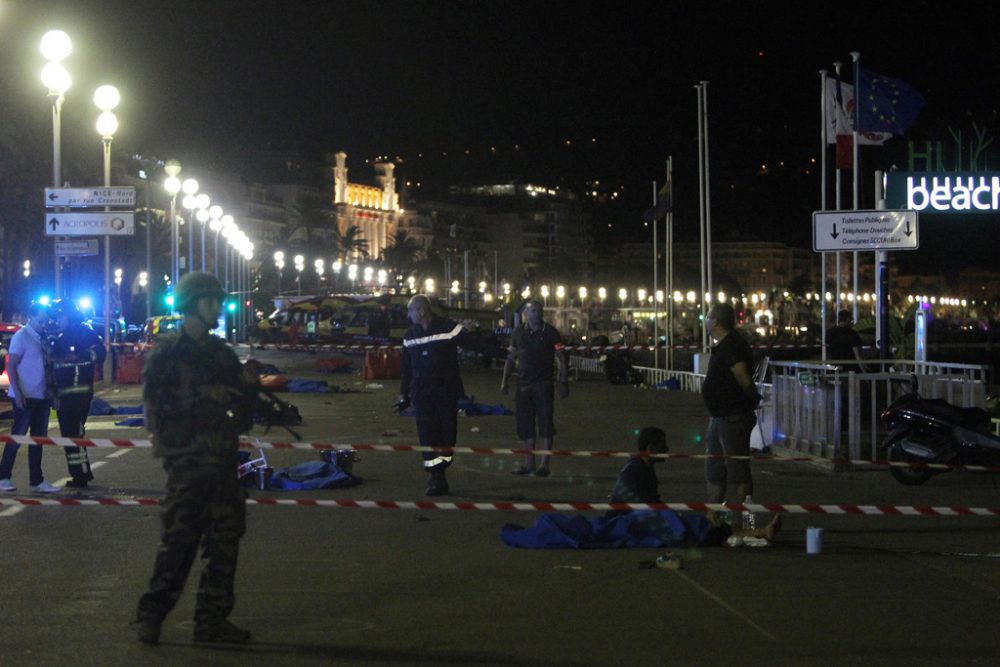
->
[770, 359, 989, 462]
[570, 354, 993, 464]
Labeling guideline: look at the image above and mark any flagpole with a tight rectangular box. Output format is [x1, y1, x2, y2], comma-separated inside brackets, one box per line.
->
[851, 51, 861, 324]
[833, 61, 844, 319]
[820, 69, 829, 361]
[666, 155, 673, 371]
[696, 83, 707, 355]
[652, 180, 659, 370]
[702, 80, 714, 333]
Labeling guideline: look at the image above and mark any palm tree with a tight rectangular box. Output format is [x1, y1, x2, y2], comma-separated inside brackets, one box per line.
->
[332, 224, 369, 262]
[288, 195, 336, 254]
[381, 230, 421, 276]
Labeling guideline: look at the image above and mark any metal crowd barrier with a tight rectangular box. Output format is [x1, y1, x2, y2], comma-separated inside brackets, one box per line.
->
[770, 359, 989, 464]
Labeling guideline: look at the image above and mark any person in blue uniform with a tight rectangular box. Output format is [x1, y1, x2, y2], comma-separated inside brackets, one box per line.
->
[47, 299, 106, 488]
[397, 295, 470, 496]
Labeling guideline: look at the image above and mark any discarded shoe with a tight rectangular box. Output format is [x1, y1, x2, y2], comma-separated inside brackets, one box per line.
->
[655, 553, 683, 570]
[193, 619, 251, 643]
[131, 616, 163, 645]
[30, 480, 62, 494]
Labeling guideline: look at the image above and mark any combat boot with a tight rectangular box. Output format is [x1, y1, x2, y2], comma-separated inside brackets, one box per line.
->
[426, 470, 449, 496]
[130, 614, 163, 645]
[193, 618, 251, 643]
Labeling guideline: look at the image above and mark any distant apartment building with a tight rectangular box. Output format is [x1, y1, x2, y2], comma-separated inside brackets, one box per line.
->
[396, 183, 593, 287]
[618, 240, 815, 295]
[956, 268, 1000, 302]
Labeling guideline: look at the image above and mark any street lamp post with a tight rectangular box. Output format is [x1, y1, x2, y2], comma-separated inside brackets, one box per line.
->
[114, 268, 123, 317]
[194, 193, 210, 271]
[95, 83, 119, 383]
[139, 271, 148, 317]
[207, 205, 222, 272]
[40, 30, 72, 297]
[315, 258, 324, 292]
[134, 155, 159, 321]
[274, 251, 284, 294]
[181, 178, 199, 274]
[218, 214, 233, 278]
[294, 255, 304, 295]
[163, 161, 182, 290]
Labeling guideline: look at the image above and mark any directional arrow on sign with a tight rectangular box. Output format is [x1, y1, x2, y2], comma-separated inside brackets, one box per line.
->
[812, 209, 919, 252]
[49, 218, 60, 231]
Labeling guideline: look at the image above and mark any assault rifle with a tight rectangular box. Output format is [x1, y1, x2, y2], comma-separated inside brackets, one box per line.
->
[240, 385, 303, 441]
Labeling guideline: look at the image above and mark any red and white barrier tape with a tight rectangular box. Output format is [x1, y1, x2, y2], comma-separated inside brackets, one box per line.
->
[241, 342, 821, 353]
[0, 497, 997, 516]
[4, 434, 999, 473]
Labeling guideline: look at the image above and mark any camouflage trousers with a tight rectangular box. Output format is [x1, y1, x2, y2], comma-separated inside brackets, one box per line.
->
[137, 454, 247, 624]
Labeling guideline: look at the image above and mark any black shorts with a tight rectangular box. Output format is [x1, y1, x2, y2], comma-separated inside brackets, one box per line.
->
[515, 382, 556, 441]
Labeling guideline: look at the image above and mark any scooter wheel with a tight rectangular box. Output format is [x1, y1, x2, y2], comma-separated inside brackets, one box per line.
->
[886, 442, 935, 486]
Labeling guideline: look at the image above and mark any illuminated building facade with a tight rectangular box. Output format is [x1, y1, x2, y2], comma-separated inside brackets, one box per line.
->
[332, 151, 400, 259]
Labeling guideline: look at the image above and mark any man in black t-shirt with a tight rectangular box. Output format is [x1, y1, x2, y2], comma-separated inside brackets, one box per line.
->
[500, 301, 567, 477]
[826, 309, 865, 368]
[701, 304, 759, 504]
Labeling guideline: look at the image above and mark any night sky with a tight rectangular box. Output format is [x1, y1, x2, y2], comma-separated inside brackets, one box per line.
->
[3, 0, 1000, 271]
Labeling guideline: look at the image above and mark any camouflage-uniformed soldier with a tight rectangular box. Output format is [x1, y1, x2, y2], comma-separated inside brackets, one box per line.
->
[132, 272, 255, 645]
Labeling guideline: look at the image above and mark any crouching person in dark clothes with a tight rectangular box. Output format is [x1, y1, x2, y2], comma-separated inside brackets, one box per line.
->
[397, 295, 470, 496]
[609, 426, 780, 546]
[610, 427, 670, 505]
[47, 299, 106, 488]
[132, 272, 256, 645]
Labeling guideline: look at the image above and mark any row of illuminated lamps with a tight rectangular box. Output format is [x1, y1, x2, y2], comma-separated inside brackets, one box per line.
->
[273, 252, 390, 285]
[41, 32, 121, 163]
[163, 174, 254, 262]
[41, 31, 255, 268]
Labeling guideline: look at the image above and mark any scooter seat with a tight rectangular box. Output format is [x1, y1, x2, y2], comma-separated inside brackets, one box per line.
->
[922, 398, 990, 429]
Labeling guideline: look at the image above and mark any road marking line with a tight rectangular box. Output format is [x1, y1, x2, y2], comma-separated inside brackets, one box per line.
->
[670, 569, 778, 642]
[107, 448, 132, 459]
[0, 505, 24, 517]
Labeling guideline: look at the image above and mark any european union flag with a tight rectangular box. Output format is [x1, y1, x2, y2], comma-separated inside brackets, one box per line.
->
[856, 67, 926, 136]
[643, 180, 672, 223]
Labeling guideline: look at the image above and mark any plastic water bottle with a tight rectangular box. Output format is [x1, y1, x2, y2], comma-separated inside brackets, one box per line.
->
[742, 496, 756, 531]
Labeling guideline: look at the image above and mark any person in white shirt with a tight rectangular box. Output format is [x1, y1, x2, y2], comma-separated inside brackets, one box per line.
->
[0, 303, 61, 493]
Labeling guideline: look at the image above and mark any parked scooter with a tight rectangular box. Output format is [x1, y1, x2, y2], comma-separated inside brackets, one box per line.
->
[880, 378, 1000, 485]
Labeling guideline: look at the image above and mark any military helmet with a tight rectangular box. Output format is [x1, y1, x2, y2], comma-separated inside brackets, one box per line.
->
[175, 272, 226, 314]
[51, 298, 83, 324]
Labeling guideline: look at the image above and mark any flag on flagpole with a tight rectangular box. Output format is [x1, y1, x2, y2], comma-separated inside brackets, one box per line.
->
[643, 178, 672, 223]
[857, 67, 926, 135]
[825, 77, 892, 168]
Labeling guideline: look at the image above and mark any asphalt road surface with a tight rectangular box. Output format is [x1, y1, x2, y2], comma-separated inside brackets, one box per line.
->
[0, 348, 997, 666]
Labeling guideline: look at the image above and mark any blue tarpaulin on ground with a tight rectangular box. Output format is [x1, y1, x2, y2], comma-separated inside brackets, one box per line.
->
[267, 460, 363, 490]
[398, 394, 512, 417]
[286, 378, 329, 393]
[501, 510, 719, 549]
